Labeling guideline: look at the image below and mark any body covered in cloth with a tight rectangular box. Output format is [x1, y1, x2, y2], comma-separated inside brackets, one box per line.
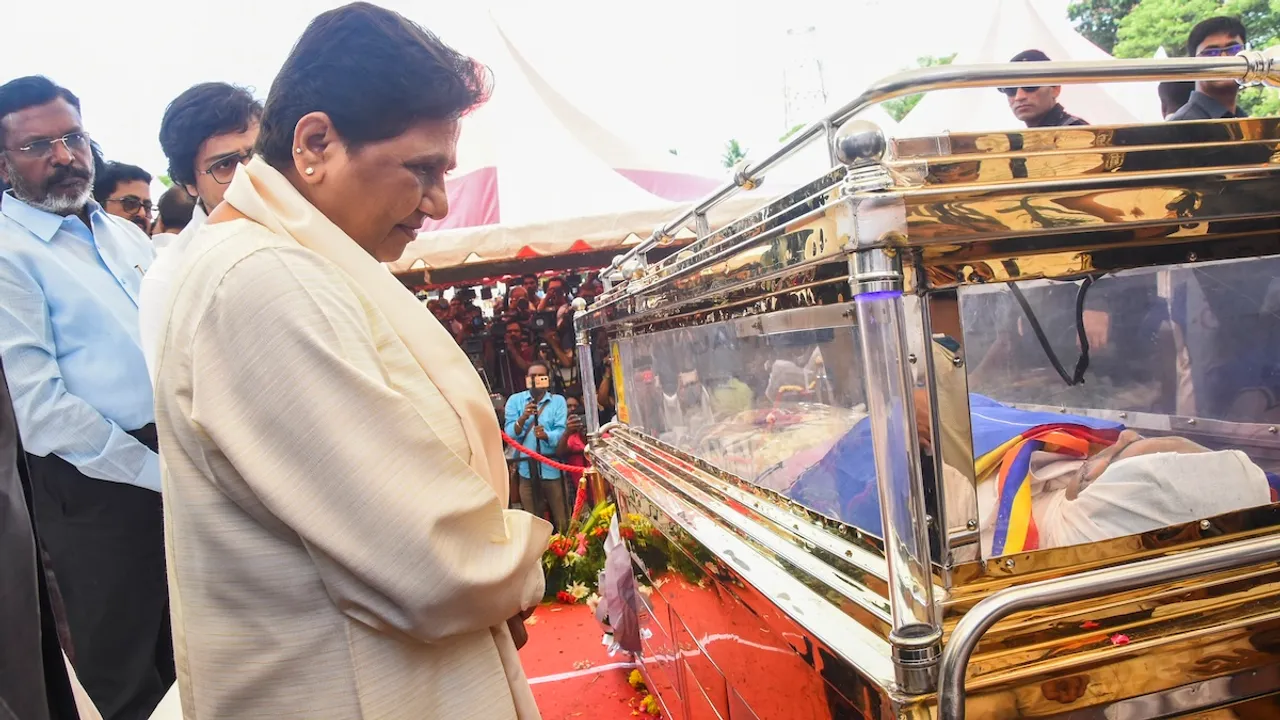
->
[697, 394, 1270, 557]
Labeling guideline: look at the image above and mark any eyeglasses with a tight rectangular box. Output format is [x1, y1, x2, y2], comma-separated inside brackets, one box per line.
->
[5, 131, 91, 159]
[107, 195, 153, 215]
[199, 151, 253, 185]
[998, 86, 1043, 97]
[1198, 43, 1245, 58]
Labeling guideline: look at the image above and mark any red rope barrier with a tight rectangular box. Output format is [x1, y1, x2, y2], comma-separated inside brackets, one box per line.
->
[501, 429, 590, 526]
[500, 429, 581, 474]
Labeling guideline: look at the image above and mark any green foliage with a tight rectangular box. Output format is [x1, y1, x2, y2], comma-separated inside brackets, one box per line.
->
[1113, 0, 1279, 58]
[1110, 0, 1280, 115]
[721, 138, 748, 169]
[1069, 0, 1143, 53]
[1113, 0, 1221, 58]
[1224, 0, 1280, 48]
[1239, 85, 1280, 115]
[779, 123, 806, 143]
[157, 174, 173, 188]
[884, 95, 923, 123]
[883, 54, 957, 123]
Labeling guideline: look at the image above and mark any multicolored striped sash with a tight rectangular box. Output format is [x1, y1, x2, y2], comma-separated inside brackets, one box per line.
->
[979, 425, 1120, 556]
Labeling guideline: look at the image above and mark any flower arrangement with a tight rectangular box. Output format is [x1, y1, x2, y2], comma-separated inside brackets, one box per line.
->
[541, 495, 710, 602]
[541, 500, 672, 602]
[541, 501, 614, 602]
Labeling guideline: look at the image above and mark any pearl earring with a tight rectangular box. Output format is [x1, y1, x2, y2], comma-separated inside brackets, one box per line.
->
[304, 167, 315, 176]
[295, 147, 303, 154]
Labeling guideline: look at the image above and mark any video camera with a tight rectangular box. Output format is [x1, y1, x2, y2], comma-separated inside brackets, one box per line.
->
[530, 310, 557, 333]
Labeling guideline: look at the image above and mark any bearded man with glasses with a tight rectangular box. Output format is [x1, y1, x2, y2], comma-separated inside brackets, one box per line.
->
[1168, 16, 1251, 122]
[0, 76, 171, 720]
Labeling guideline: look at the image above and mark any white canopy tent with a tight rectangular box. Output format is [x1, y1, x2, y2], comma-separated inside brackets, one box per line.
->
[395, 11, 841, 278]
[895, 0, 1163, 136]
[414, 13, 722, 235]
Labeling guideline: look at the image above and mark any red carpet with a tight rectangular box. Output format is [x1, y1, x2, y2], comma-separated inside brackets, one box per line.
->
[519, 602, 644, 719]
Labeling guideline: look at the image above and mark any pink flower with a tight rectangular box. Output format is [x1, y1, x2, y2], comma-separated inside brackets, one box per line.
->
[1110, 633, 1130, 646]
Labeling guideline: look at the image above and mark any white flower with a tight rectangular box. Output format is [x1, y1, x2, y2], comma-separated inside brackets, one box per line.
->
[568, 582, 591, 600]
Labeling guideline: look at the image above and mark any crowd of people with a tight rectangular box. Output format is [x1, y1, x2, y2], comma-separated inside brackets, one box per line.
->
[424, 273, 614, 533]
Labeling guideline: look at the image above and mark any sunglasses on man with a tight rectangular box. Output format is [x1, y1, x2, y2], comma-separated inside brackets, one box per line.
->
[1197, 43, 1246, 58]
[998, 86, 1045, 97]
[107, 195, 153, 215]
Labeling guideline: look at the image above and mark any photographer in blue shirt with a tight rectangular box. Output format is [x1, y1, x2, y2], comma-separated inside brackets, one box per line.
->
[505, 363, 569, 532]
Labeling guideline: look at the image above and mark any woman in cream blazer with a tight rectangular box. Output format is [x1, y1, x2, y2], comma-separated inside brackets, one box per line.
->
[151, 4, 551, 718]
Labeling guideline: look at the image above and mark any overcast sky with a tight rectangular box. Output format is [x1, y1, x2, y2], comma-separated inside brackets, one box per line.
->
[3, 0, 1040, 190]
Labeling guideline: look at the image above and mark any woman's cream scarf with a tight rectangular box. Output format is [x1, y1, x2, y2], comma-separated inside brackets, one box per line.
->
[223, 158, 510, 500]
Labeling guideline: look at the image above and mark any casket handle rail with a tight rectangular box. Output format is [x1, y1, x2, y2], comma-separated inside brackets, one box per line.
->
[938, 533, 1280, 720]
[603, 46, 1279, 288]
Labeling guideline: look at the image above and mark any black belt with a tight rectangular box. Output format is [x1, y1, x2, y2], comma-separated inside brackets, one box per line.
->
[127, 423, 159, 453]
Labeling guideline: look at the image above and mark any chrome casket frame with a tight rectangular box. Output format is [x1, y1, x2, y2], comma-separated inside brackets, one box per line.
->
[577, 50, 1280, 720]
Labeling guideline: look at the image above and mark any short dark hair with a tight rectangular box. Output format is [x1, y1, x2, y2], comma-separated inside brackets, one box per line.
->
[1010, 49, 1052, 63]
[156, 185, 196, 230]
[90, 140, 106, 180]
[93, 161, 152, 203]
[159, 82, 262, 187]
[257, 2, 491, 169]
[0, 76, 80, 149]
[1187, 16, 1247, 57]
[1158, 81, 1194, 107]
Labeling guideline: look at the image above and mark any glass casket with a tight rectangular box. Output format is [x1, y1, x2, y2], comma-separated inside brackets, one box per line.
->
[576, 50, 1280, 719]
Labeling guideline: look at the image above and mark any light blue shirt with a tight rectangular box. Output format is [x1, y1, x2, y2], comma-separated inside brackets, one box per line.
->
[0, 191, 160, 491]
[504, 390, 567, 480]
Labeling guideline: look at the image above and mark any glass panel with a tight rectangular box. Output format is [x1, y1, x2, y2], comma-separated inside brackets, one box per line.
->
[613, 306, 892, 533]
[959, 257, 1280, 558]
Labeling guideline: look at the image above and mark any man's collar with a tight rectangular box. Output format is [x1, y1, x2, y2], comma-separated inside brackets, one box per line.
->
[1190, 90, 1242, 119]
[1, 190, 102, 242]
[1031, 104, 1068, 127]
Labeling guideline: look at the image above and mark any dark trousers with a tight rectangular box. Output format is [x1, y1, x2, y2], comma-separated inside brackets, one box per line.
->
[519, 470, 569, 533]
[26, 425, 174, 720]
